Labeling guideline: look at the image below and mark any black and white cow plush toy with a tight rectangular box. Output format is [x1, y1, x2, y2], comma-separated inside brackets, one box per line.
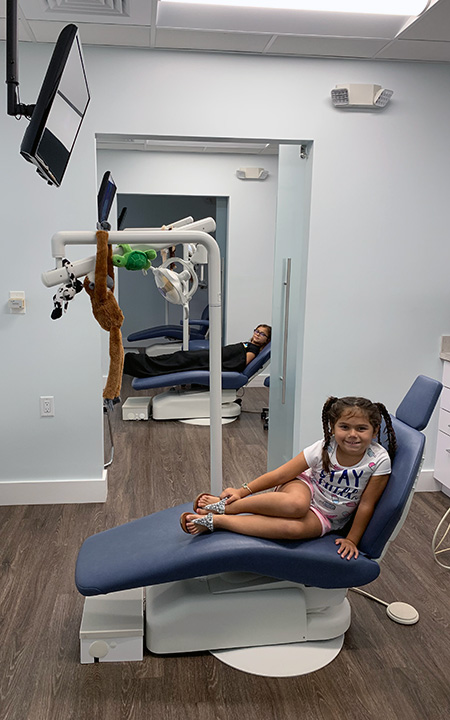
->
[51, 258, 84, 320]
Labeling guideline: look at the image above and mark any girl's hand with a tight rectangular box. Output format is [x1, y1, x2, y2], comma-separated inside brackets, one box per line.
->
[335, 538, 359, 560]
[220, 487, 246, 504]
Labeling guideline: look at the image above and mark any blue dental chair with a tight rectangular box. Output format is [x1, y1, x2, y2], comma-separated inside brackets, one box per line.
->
[75, 375, 442, 665]
[131, 342, 271, 421]
[127, 305, 209, 345]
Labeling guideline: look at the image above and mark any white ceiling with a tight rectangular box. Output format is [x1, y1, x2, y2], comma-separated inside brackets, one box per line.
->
[4, 1, 449, 156]
[2, 0, 450, 64]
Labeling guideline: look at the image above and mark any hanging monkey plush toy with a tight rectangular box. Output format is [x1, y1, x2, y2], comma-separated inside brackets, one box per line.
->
[84, 230, 124, 408]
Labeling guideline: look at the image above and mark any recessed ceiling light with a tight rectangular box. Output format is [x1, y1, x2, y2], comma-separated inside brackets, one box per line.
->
[160, 1, 429, 16]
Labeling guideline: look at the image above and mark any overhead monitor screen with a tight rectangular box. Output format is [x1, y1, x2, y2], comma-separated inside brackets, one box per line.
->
[20, 24, 90, 187]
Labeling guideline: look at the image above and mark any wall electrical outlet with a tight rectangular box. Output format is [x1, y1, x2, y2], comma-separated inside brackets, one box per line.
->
[40, 396, 55, 417]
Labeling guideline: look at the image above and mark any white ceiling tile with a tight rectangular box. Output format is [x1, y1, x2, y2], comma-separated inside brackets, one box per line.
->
[26, 20, 69, 42]
[0, 17, 37, 41]
[375, 38, 450, 61]
[29, 20, 151, 47]
[397, 0, 450, 41]
[2, 0, 449, 63]
[156, 28, 270, 53]
[266, 35, 391, 58]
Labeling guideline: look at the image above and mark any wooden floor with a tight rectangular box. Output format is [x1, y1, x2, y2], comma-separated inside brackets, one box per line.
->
[1, 381, 449, 720]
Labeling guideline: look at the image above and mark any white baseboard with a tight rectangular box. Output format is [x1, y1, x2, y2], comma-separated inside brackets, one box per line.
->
[0, 470, 108, 506]
[0, 467, 443, 506]
[416, 469, 440, 492]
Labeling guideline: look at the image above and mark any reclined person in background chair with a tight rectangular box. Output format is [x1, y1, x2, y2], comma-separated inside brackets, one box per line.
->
[123, 324, 271, 379]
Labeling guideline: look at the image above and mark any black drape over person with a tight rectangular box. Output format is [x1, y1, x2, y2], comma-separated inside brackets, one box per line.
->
[123, 325, 271, 379]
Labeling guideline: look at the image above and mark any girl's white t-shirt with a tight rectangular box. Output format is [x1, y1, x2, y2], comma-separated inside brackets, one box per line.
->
[302, 438, 391, 529]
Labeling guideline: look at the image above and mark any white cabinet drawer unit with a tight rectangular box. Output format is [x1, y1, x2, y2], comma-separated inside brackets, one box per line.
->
[433, 362, 450, 491]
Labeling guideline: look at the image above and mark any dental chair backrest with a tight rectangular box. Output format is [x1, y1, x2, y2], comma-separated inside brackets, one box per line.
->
[243, 342, 271, 379]
[358, 375, 442, 561]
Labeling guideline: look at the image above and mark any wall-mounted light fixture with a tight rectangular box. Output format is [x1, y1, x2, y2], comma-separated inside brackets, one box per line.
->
[236, 167, 269, 180]
[161, 1, 429, 15]
[331, 84, 393, 109]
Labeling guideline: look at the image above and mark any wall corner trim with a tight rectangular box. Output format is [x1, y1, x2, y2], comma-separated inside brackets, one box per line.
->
[416, 469, 440, 493]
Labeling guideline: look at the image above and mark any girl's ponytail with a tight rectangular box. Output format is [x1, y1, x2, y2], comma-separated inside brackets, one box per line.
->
[375, 402, 397, 462]
[321, 396, 338, 472]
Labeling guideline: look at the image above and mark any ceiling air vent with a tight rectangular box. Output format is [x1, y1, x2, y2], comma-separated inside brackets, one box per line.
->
[43, 0, 130, 17]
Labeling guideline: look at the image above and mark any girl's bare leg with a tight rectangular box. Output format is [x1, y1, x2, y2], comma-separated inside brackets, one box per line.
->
[184, 508, 322, 540]
[196, 482, 311, 519]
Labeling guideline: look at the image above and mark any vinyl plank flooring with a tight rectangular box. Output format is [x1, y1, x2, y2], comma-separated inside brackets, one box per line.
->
[1, 384, 449, 720]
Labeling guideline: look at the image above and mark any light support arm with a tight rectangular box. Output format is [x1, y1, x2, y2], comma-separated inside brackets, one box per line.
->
[6, 0, 35, 118]
[44, 227, 223, 496]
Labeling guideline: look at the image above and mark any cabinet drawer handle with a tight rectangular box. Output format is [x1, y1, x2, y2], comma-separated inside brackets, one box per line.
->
[446, 449, 450, 454]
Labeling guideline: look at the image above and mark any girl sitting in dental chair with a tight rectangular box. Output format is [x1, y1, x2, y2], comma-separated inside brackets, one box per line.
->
[181, 395, 397, 560]
[123, 324, 271, 378]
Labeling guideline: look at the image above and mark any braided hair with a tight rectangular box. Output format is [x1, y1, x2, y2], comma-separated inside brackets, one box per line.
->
[321, 396, 397, 473]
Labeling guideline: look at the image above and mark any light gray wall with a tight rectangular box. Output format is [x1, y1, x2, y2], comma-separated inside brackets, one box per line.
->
[0, 43, 103, 503]
[1, 42, 449, 502]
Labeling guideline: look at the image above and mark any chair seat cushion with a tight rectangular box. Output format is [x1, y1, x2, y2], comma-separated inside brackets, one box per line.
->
[132, 370, 249, 390]
[75, 502, 381, 596]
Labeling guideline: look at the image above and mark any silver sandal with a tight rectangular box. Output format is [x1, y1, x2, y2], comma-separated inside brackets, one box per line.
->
[180, 511, 214, 534]
[192, 512, 214, 532]
[204, 498, 227, 514]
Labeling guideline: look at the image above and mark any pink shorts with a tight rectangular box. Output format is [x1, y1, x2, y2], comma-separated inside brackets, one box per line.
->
[275, 474, 332, 537]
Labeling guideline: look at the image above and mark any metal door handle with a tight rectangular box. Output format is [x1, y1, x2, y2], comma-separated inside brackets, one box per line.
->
[281, 258, 291, 404]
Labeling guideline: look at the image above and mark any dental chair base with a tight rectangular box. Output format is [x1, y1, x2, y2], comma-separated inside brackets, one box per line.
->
[145, 574, 350, 654]
[130, 342, 272, 422]
[80, 588, 144, 664]
[152, 387, 241, 420]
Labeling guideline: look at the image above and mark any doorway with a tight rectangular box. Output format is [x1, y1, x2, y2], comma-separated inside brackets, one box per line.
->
[96, 136, 312, 472]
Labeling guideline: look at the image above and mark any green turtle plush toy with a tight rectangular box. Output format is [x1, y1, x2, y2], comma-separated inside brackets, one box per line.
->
[112, 244, 157, 271]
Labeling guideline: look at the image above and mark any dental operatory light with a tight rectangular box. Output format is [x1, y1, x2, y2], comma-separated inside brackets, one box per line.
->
[160, 1, 429, 16]
[331, 84, 393, 109]
[152, 258, 199, 307]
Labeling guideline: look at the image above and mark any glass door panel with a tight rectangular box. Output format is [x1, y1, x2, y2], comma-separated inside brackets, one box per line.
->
[267, 144, 313, 470]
